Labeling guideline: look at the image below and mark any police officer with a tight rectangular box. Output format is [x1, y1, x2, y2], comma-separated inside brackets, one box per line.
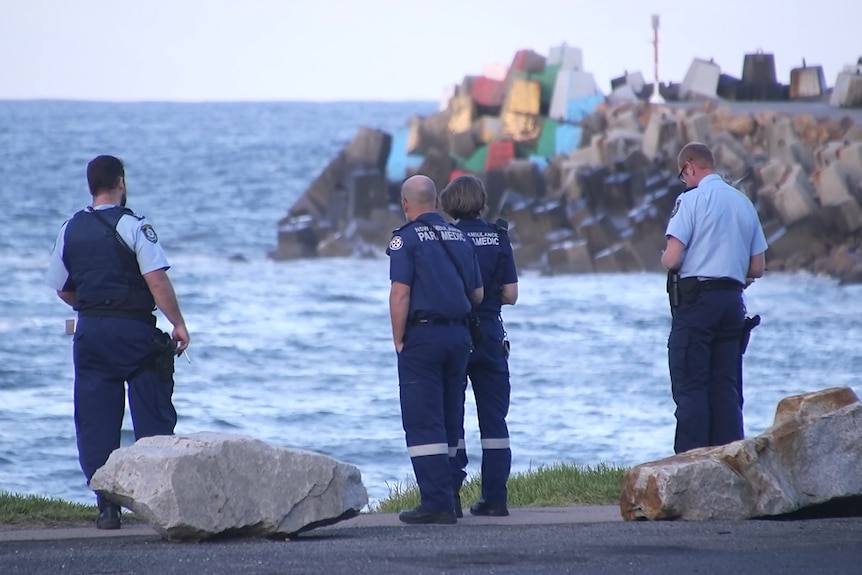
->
[661, 142, 767, 454]
[46, 155, 190, 529]
[441, 175, 518, 517]
[388, 174, 483, 525]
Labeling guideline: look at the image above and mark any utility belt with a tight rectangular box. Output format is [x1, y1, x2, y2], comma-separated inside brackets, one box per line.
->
[690, 278, 744, 292]
[669, 276, 743, 307]
[409, 316, 468, 327]
[78, 309, 156, 325]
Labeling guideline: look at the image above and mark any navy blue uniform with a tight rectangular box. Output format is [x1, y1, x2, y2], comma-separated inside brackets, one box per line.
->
[47, 206, 177, 482]
[388, 212, 482, 513]
[666, 174, 768, 453]
[453, 218, 517, 505]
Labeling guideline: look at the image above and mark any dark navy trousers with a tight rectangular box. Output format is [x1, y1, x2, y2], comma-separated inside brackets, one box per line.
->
[398, 323, 471, 513]
[73, 316, 177, 482]
[454, 316, 511, 504]
[668, 289, 745, 453]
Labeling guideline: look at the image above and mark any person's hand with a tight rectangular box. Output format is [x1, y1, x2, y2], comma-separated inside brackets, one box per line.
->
[394, 340, 404, 354]
[172, 324, 190, 355]
[744, 277, 756, 289]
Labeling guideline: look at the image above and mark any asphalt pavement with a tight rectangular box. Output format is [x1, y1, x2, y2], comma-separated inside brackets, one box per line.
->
[2, 505, 861, 574]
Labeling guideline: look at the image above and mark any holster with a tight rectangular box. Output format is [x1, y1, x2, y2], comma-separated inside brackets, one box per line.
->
[468, 314, 484, 348]
[127, 329, 176, 381]
[740, 314, 761, 355]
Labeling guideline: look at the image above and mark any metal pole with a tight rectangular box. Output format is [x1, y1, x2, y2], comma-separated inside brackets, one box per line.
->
[652, 14, 660, 101]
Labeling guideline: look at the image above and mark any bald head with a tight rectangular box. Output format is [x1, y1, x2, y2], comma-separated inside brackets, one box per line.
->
[401, 175, 437, 206]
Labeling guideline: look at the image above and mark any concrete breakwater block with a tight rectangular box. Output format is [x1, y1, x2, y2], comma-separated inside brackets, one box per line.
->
[269, 43, 862, 282]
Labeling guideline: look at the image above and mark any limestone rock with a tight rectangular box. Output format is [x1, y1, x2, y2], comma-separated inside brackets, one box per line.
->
[620, 387, 862, 521]
[90, 433, 368, 540]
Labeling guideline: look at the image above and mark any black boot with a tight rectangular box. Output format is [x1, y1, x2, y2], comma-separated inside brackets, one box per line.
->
[398, 505, 457, 525]
[95, 494, 121, 530]
[469, 499, 509, 517]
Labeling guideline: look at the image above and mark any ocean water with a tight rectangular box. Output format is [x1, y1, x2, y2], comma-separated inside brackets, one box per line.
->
[1, 100, 860, 507]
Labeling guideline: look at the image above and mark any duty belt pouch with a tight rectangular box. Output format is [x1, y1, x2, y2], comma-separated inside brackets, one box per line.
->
[666, 271, 680, 308]
[502, 338, 511, 360]
[677, 277, 702, 305]
[468, 314, 484, 347]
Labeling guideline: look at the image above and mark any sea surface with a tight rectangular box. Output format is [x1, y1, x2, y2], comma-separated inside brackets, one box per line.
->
[1, 100, 860, 507]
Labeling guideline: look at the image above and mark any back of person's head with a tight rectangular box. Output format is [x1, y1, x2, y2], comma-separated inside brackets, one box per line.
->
[677, 142, 715, 171]
[400, 174, 437, 208]
[87, 155, 125, 196]
[441, 175, 487, 220]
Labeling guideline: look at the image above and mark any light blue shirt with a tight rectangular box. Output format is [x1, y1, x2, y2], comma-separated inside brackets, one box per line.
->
[666, 174, 768, 283]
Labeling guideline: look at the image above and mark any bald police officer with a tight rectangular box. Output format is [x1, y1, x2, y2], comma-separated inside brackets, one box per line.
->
[388, 174, 483, 525]
[46, 155, 189, 529]
[661, 142, 767, 453]
[441, 175, 518, 517]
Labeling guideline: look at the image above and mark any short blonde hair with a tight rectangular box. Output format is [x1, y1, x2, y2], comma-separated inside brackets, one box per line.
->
[441, 175, 487, 220]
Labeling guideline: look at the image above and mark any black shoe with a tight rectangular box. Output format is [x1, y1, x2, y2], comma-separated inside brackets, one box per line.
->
[469, 499, 509, 517]
[454, 493, 463, 519]
[398, 505, 457, 525]
[96, 495, 121, 530]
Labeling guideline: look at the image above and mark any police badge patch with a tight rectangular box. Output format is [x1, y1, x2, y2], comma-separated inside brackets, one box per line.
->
[670, 198, 682, 218]
[388, 236, 403, 251]
[141, 224, 158, 243]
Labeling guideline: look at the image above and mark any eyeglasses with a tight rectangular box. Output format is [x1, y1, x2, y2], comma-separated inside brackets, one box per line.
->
[677, 161, 689, 184]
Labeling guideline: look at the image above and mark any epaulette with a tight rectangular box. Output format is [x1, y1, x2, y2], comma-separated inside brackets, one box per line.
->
[122, 207, 146, 221]
[391, 219, 421, 234]
[492, 218, 509, 233]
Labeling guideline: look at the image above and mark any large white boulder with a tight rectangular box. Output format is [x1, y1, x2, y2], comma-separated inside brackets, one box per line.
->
[620, 387, 862, 520]
[90, 432, 368, 540]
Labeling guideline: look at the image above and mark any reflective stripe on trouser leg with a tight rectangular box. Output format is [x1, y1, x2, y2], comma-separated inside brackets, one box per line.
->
[400, 377, 451, 512]
[398, 326, 470, 512]
[468, 333, 512, 504]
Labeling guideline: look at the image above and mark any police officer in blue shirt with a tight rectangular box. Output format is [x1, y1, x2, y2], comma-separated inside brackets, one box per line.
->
[441, 175, 518, 517]
[388, 174, 483, 525]
[46, 155, 190, 529]
[661, 142, 768, 454]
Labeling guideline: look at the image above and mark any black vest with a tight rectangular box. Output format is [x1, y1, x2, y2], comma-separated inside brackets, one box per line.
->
[62, 207, 156, 321]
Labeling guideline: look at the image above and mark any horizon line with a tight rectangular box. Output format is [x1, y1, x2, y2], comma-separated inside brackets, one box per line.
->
[0, 97, 441, 105]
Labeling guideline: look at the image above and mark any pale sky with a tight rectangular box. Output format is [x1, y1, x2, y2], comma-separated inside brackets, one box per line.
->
[1, 0, 859, 102]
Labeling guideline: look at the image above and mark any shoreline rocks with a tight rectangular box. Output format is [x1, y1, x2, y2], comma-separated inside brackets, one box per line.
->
[90, 433, 368, 541]
[619, 387, 862, 521]
[271, 47, 862, 284]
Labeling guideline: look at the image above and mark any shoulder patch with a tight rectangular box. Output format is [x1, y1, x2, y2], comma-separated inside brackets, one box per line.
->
[670, 197, 682, 218]
[141, 224, 159, 244]
[388, 235, 403, 251]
